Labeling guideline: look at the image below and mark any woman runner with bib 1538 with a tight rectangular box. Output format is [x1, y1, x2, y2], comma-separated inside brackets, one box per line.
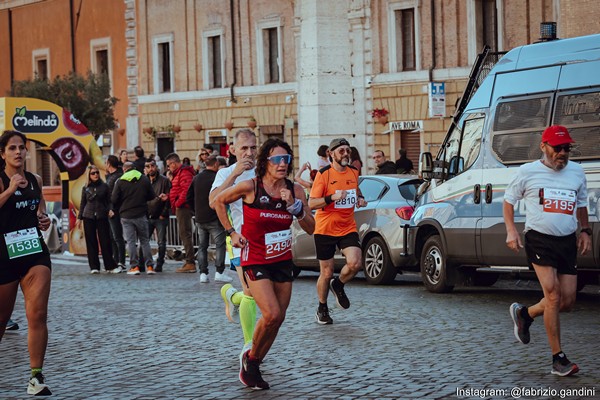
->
[0, 130, 53, 396]
[214, 138, 314, 390]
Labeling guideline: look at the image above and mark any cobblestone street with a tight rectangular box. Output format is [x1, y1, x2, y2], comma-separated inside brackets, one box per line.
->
[1, 254, 599, 399]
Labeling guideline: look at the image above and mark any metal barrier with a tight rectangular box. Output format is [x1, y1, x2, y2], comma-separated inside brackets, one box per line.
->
[165, 214, 203, 249]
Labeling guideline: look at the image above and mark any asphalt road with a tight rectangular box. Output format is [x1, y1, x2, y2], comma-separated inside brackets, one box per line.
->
[1, 254, 599, 399]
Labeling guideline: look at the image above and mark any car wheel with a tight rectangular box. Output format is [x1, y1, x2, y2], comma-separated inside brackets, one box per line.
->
[420, 235, 454, 293]
[363, 236, 397, 285]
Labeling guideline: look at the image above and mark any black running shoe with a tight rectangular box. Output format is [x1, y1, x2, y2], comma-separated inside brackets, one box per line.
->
[315, 307, 333, 325]
[239, 350, 269, 390]
[329, 277, 350, 309]
[27, 372, 52, 396]
[551, 353, 579, 376]
[509, 302, 532, 344]
[6, 319, 19, 331]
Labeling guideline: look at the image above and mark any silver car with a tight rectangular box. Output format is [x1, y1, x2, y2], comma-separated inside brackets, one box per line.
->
[292, 175, 422, 285]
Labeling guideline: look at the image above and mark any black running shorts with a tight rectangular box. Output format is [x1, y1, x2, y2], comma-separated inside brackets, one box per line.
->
[243, 260, 294, 283]
[314, 232, 361, 261]
[524, 230, 577, 275]
[0, 252, 52, 284]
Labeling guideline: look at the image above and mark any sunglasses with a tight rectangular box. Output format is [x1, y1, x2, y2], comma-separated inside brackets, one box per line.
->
[268, 154, 292, 165]
[90, 171, 99, 176]
[548, 143, 572, 153]
[200, 153, 209, 156]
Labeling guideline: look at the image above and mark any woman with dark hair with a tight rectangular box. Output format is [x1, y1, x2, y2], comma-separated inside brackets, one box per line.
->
[0, 130, 53, 395]
[78, 166, 119, 274]
[214, 138, 315, 390]
[317, 144, 330, 169]
[350, 146, 363, 174]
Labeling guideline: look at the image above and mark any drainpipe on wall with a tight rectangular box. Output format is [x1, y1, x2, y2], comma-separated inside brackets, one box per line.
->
[229, 0, 237, 104]
[70, 0, 76, 72]
[8, 8, 14, 85]
[428, 0, 436, 82]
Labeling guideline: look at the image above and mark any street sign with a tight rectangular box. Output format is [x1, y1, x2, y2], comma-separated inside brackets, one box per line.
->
[428, 82, 446, 118]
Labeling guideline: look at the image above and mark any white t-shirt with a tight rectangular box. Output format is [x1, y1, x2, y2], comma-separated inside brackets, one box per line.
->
[504, 160, 588, 236]
[210, 163, 256, 258]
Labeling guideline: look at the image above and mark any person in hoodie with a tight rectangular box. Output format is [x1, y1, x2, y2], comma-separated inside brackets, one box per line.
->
[145, 159, 171, 272]
[111, 162, 157, 275]
[78, 166, 119, 274]
[166, 153, 197, 273]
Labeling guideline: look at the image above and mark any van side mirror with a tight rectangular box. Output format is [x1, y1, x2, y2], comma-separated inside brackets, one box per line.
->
[448, 156, 464, 176]
[420, 152, 433, 181]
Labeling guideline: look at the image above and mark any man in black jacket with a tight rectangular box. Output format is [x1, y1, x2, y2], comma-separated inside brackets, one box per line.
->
[372, 150, 398, 174]
[106, 155, 126, 269]
[111, 162, 157, 275]
[132, 146, 147, 173]
[186, 155, 231, 283]
[145, 160, 171, 272]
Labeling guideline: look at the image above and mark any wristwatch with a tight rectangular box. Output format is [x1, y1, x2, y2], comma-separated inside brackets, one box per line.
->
[226, 227, 236, 236]
[580, 227, 592, 236]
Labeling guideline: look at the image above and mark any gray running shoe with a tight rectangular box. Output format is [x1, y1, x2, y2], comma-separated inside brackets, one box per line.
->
[315, 307, 333, 325]
[509, 302, 532, 344]
[329, 277, 350, 309]
[551, 355, 579, 376]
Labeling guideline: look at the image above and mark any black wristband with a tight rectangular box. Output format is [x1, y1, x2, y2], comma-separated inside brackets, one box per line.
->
[581, 227, 592, 236]
[325, 195, 333, 205]
[226, 227, 236, 236]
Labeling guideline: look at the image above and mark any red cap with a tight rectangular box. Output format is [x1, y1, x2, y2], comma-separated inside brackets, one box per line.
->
[541, 125, 574, 146]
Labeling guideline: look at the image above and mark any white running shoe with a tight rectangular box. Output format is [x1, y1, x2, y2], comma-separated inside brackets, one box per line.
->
[90, 269, 100, 274]
[215, 271, 233, 283]
[200, 273, 209, 283]
[220, 284, 240, 324]
[27, 372, 52, 396]
[110, 266, 124, 274]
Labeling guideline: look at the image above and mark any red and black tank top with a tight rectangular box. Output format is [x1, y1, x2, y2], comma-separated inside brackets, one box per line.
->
[241, 178, 294, 266]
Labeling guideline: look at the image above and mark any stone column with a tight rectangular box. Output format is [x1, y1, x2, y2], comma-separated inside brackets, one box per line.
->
[297, 0, 359, 168]
[125, 0, 139, 149]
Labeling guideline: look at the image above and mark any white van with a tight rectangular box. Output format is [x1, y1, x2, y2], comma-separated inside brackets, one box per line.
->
[409, 33, 600, 293]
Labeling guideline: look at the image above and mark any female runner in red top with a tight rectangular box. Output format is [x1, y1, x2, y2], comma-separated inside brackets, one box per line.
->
[214, 138, 314, 390]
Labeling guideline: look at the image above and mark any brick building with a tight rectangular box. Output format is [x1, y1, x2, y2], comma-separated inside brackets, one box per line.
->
[2, 0, 599, 175]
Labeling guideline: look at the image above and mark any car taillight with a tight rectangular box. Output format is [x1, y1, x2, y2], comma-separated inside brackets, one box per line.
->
[395, 206, 414, 220]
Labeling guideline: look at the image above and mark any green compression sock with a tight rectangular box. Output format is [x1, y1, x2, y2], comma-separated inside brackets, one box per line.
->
[239, 295, 257, 345]
[232, 291, 244, 306]
[31, 368, 42, 377]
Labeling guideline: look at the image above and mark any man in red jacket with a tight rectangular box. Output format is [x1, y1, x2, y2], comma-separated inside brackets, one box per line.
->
[166, 153, 197, 273]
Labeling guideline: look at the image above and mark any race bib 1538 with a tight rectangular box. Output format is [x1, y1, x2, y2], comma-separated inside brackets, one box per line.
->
[4, 228, 43, 259]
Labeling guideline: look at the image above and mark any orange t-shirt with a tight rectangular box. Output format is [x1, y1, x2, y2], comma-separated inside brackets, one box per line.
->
[309, 165, 359, 236]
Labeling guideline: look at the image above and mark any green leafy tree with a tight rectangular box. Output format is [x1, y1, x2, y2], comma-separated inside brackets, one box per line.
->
[10, 71, 118, 138]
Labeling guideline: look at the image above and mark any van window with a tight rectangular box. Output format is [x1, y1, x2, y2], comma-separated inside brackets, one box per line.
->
[491, 95, 552, 164]
[441, 113, 485, 179]
[553, 89, 600, 160]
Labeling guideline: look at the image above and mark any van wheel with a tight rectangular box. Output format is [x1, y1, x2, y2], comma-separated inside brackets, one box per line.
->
[420, 235, 454, 293]
[363, 236, 396, 285]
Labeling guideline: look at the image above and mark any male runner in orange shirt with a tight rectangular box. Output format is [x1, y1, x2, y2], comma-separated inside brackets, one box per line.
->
[309, 138, 367, 324]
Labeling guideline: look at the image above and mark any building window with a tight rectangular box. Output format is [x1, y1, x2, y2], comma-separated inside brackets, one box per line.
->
[152, 34, 174, 94]
[388, 1, 421, 73]
[256, 19, 283, 85]
[396, 8, 415, 71]
[202, 30, 225, 90]
[468, 0, 504, 63]
[479, 0, 498, 51]
[32, 48, 50, 80]
[90, 38, 112, 88]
